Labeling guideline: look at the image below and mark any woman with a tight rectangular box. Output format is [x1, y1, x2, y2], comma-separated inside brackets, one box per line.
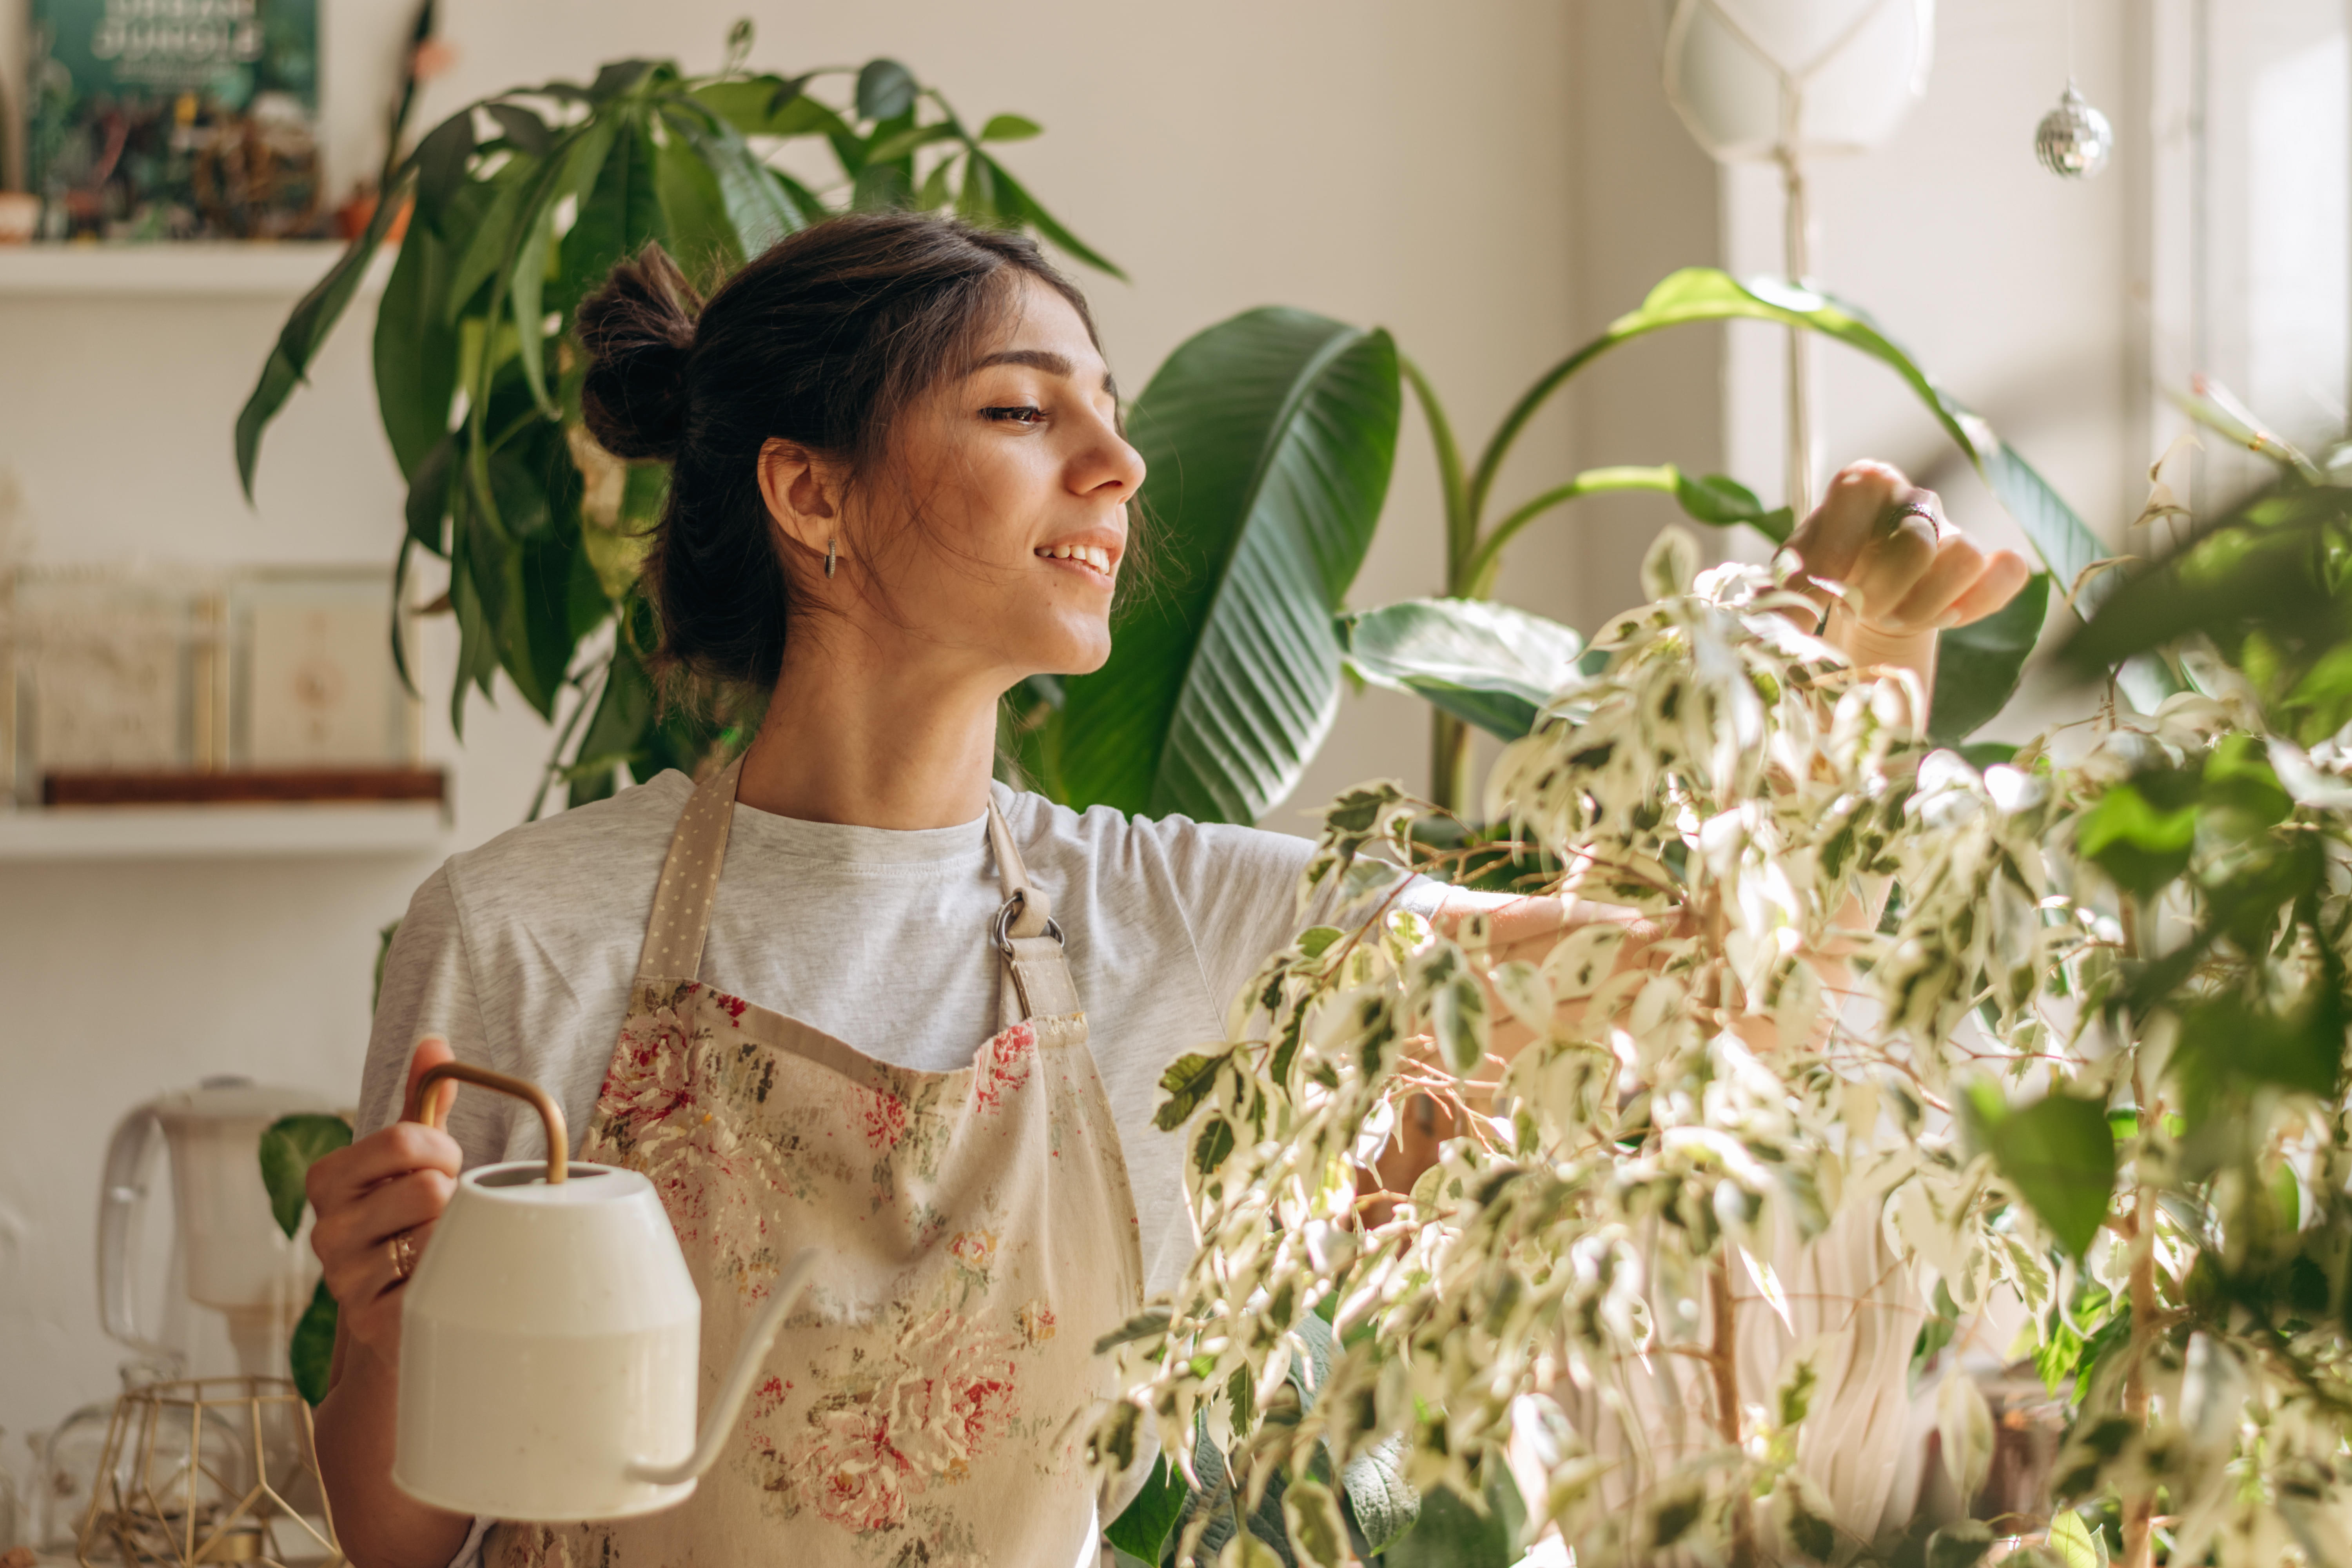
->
[305, 211, 2027, 1568]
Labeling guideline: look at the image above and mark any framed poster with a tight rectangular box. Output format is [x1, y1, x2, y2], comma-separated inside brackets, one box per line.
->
[232, 570, 416, 769]
[26, 0, 325, 240]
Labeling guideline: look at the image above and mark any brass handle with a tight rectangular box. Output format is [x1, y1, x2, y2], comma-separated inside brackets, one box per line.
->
[401, 1062, 570, 1185]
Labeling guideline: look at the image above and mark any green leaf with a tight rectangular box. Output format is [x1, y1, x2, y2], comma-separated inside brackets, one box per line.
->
[1962, 1083, 2116, 1258]
[2171, 996, 2342, 1104]
[664, 103, 807, 254]
[557, 122, 669, 320]
[1154, 1050, 1230, 1131]
[1054, 309, 1400, 822]
[1927, 1519, 1996, 1568]
[851, 158, 915, 212]
[485, 101, 553, 156]
[968, 150, 1125, 279]
[1430, 970, 1488, 1076]
[374, 224, 462, 480]
[258, 1114, 353, 1238]
[588, 59, 658, 103]
[413, 107, 477, 236]
[652, 115, 745, 276]
[405, 430, 459, 555]
[978, 113, 1043, 142]
[2076, 774, 2198, 897]
[508, 198, 560, 414]
[290, 1278, 337, 1406]
[444, 151, 544, 325]
[1342, 598, 1583, 740]
[855, 58, 918, 122]
[1105, 1456, 1187, 1563]
[1382, 1473, 1524, 1568]
[866, 122, 958, 164]
[1193, 1116, 1236, 1173]
[2062, 479, 2348, 690]
[691, 73, 831, 137]
[505, 127, 616, 419]
[1338, 1437, 1418, 1555]
[1472, 270, 2107, 612]
[236, 172, 414, 498]
[1282, 1478, 1349, 1568]
[1928, 571, 2050, 742]
[1673, 469, 1795, 543]
[2047, 1508, 2107, 1568]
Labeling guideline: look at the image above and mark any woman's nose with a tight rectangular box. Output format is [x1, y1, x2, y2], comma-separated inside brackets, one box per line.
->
[1071, 412, 1145, 500]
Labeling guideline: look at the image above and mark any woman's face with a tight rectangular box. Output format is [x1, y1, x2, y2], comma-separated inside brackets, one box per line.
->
[844, 275, 1144, 686]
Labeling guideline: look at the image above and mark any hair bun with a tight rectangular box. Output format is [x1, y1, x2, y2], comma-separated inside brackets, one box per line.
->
[576, 243, 703, 462]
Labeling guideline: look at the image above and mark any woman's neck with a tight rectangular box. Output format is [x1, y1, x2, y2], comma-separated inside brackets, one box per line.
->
[734, 635, 1003, 830]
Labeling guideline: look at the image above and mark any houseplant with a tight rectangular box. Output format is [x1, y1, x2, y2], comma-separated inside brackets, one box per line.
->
[1093, 447, 2352, 1567]
[235, 32, 1116, 809]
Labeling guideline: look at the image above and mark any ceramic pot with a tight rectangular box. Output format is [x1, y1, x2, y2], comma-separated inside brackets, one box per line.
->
[389, 1063, 813, 1523]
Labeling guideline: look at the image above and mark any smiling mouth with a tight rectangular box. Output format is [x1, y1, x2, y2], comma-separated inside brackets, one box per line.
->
[1037, 544, 1114, 579]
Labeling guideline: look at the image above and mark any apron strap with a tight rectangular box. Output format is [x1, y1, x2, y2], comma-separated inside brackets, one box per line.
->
[632, 764, 1082, 1028]
[987, 797, 1080, 1027]
[631, 759, 745, 988]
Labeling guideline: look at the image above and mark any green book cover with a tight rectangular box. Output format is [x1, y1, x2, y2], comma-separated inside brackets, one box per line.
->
[27, 0, 325, 240]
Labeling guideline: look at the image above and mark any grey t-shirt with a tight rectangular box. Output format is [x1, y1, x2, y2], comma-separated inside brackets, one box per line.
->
[359, 769, 1437, 1305]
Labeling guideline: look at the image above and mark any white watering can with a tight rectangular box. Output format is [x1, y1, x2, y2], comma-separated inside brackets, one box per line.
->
[391, 1062, 815, 1522]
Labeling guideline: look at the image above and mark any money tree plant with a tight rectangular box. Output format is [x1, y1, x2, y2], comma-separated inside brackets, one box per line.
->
[1094, 484, 2352, 1568]
[235, 29, 1117, 808]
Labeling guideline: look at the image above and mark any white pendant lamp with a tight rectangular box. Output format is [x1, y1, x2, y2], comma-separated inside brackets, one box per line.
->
[1659, 0, 1936, 514]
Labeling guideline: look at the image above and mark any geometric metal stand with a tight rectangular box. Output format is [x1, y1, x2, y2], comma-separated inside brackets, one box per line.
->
[76, 1377, 343, 1567]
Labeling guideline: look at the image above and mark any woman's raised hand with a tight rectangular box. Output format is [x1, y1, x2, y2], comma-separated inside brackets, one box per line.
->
[1782, 459, 2031, 639]
[305, 1038, 461, 1360]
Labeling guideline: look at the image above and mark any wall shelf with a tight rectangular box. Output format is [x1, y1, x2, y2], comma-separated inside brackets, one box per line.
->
[0, 800, 450, 861]
[0, 240, 390, 298]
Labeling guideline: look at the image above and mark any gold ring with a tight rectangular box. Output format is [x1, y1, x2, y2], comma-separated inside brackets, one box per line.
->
[390, 1229, 419, 1281]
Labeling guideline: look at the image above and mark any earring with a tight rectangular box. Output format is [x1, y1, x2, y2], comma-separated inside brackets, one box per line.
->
[824, 536, 837, 579]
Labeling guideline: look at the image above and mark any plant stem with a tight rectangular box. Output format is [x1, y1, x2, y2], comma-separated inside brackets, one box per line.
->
[2121, 1053, 2159, 1568]
[1708, 1258, 1757, 1568]
[1432, 709, 1474, 816]
[1456, 465, 1679, 600]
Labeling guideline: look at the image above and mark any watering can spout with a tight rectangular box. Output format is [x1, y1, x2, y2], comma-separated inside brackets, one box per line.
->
[625, 1248, 821, 1487]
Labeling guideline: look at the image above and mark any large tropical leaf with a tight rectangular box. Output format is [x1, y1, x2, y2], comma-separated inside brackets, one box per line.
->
[1342, 598, 1583, 741]
[1928, 571, 2051, 744]
[1053, 309, 1401, 822]
[1472, 269, 2109, 615]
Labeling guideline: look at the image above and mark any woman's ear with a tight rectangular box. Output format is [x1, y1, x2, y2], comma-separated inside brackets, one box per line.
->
[757, 437, 845, 565]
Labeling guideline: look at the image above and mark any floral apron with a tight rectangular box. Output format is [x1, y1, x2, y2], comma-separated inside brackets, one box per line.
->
[490, 760, 1145, 1568]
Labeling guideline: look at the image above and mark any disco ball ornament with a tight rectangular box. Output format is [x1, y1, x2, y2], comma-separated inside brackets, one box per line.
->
[2035, 82, 2112, 178]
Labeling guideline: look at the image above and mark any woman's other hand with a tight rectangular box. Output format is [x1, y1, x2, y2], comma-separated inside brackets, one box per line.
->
[306, 1037, 460, 1361]
[1781, 460, 2031, 677]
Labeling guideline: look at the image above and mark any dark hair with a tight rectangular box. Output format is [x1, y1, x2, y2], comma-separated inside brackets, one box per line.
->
[575, 212, 1107, 689]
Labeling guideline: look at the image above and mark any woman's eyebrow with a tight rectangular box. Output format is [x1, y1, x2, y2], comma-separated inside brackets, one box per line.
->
[971, 348, 1117, 399]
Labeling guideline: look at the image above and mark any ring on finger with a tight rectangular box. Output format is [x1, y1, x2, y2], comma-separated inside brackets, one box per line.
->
[388, 1228, 420, 1282]
[1877, 499, 1939, 536]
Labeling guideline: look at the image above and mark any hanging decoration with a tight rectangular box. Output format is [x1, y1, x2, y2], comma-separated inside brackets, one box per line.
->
[2034, 0, 2113, 180]
[2035, 82, 2114, 178]
[1658, 0, 1936, 517]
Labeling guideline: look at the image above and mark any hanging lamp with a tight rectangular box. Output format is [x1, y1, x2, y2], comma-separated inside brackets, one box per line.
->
[1658, 0, 1936, 515]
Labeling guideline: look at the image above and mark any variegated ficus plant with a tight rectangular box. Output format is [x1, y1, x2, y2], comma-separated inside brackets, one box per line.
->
[1089, 457, 2352, 1568]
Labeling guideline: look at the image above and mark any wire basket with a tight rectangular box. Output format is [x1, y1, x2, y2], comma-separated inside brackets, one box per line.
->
[76, 1376, 341, 1567]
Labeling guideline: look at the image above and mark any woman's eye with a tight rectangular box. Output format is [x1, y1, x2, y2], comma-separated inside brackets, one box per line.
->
[983, 405, 1046, 425]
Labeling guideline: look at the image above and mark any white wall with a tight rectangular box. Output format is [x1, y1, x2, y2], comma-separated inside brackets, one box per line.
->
[0, 0, 1606, 1463]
